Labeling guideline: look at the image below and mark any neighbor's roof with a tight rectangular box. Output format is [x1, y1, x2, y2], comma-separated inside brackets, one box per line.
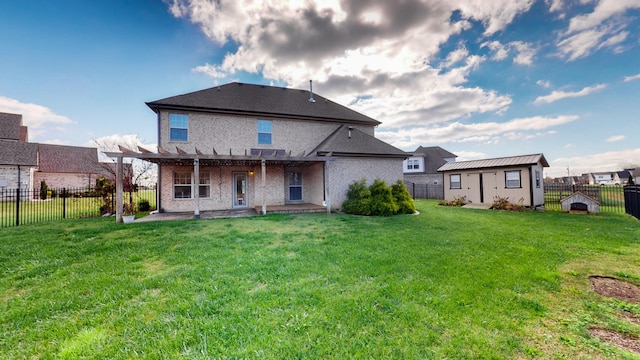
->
[146, 82, 381, 126]
[310, 125, 408, 158]
[0, 141, 38, 166]
[414, 146, 457, 159]
[437, 153, 549, 172]
[37, 144, 102, 174]
[0, 112, 22, 141]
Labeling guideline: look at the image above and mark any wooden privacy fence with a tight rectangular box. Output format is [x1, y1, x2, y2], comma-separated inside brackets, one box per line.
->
[404, 182, 444, 200]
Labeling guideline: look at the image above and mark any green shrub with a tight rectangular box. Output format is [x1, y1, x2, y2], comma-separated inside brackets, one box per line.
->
[39, 180, 48, 200]
[391, 180, 416, 214]
[369, 179, 398, 216]
[138, 199, 151, 212]
[342, 178, 371, 215]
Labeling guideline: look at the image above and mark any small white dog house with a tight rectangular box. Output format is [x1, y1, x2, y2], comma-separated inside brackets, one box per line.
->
[560, 191, 599, 213]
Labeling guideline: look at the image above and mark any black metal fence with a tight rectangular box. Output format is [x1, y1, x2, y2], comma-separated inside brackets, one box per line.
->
[0, 187, 156, 228]
[405, 182, 444, 200]
[543, 183, 626, 214]
[624, 185, 640, 220]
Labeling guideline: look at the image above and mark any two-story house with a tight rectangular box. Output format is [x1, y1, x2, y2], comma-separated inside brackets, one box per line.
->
[107, 82, 408, 218]
[403, 146, 457, 186]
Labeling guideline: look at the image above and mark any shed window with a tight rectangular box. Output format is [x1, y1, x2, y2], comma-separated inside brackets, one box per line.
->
[505, 171, 521, 188]
[450, 174, 461, 189]
[169, 114, 188, 142]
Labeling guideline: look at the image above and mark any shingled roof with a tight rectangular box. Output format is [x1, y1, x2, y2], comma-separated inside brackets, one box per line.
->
[438, 153, 548, 172]
[36, 144, 102, 174]
[0, 112, 23, 141]
[0, 141, 38, 166]
[146, 82, 381, 126]
[311, 125, 408, 158]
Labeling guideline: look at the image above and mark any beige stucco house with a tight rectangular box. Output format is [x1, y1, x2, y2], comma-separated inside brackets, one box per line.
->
[438, 154, 548, 208]
[107, 82, 407, 219]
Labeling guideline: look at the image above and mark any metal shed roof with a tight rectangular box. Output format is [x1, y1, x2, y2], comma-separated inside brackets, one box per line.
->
[437, 153, 548, 172]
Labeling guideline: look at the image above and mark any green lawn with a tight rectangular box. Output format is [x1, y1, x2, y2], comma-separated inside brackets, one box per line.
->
[1, 200, 639, 359]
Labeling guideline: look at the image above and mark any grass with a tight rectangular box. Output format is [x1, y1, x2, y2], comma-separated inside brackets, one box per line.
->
[0, 190, 156, 228]
[1, 200, 639, 358]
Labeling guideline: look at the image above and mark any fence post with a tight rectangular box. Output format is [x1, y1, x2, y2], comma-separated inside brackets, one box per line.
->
[15, 188, 20, 227]
[63, 188, 66, 219]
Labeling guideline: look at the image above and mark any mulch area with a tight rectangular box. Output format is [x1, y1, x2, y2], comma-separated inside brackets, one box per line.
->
[588, 276, 640, 353]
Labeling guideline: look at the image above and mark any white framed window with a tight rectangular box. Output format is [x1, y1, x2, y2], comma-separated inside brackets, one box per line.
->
[505, 170, 521, 188]
[535, 170, 541, 188]
[288, 172, 303, 201]
[169, 114, 188, 142]
[199, 172, 211, 198]
[257, 120, 272, 145]
[173, 171, 211, 199]
[174, 171, 192, 199]
[450, 174, 461, 189]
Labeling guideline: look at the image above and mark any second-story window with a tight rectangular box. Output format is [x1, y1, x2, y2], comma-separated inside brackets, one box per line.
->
[169, 114, 188, 142]
[257, 120, 272, 145]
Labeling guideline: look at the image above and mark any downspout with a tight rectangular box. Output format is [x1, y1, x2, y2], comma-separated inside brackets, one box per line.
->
[194, 158, 200, 219]
[156, 109, 163, 212]
[261, 159, 266, 215]
[528, 166, 534, 208]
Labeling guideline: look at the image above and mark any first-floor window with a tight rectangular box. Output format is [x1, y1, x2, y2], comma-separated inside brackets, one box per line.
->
[174, 171, 211, 199]
[288, 172, 302, 201]
[535, 170, 541, 188]
[199, 172, 211, 198]
[450, 174, 461, 189]
[505, 170, 521, 188]
[174, 171, 192, 199]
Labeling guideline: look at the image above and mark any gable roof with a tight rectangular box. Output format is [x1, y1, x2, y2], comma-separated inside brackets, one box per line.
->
[414, 146, 457, 159]
[0, 141, 38, 166]
[437, 153, 548, 172]
[146, 82, 381, 126]
[37, 144, 102, 174]
[310, 125, 408, 158]
[0, 112, 22, 141]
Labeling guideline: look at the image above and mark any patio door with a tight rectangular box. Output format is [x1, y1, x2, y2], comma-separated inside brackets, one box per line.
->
[233, 173, 247, 207]
[288, 172, 303, 202]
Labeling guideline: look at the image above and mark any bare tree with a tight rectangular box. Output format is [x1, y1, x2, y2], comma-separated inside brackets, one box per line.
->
[93, 135, 158, 197]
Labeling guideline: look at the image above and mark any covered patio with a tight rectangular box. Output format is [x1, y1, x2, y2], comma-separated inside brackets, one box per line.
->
[105, 145, 334, 223]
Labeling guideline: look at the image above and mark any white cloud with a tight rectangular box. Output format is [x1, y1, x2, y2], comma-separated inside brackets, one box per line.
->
[536, 80, 552, 88]
[556, 0, 640, 61]
[166, 0, 539, 130]
[481, 40, 536, 65]
[547, 147, 640, 177]
[534, 83, 606, 104]
[0, 96, 74, 140]
[606, 135, 625, 142]
[376, 114, 579, 150]
[546, 0, 566, 14]
[442, 46, 469, 68]
[192, 63, 228, 79]
[450, 150, 486, 161]
[624, 73, 640, 82]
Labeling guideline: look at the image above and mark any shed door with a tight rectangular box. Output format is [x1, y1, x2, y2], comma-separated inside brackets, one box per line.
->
[467, 173, 482, 204]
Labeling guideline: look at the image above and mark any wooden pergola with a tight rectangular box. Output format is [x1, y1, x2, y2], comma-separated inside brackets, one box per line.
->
[104, 145, 334, 222]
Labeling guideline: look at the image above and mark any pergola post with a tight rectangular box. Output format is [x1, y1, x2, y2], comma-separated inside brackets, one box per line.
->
[194, 158, 200, 219]
[261, 159, 266, 215]
[324, 161, 331, 213]
[115, 156, 123, 223]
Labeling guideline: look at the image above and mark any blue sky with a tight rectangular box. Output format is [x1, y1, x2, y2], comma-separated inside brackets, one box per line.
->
[1, 0, 639, 178]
